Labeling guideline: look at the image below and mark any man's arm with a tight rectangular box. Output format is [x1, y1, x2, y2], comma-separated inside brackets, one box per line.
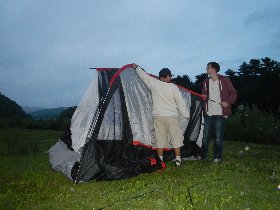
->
[223, 78, 237, 106]
[174, 87, 190, 119]
[132, 63, 155, 89]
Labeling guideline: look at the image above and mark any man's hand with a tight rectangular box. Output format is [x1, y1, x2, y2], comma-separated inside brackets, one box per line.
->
[221, 102, 229, 108]
[132, 63, 138, 69]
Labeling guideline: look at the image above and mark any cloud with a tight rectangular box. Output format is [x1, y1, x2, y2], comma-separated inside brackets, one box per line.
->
[0, 0, 280, 108]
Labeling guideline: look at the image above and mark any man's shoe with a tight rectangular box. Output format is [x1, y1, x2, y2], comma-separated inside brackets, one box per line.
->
[196, 155, 202, 160]
[182, 155, 198, 160]
[175, 160, 181, 167]
[212, 158, 221, 164]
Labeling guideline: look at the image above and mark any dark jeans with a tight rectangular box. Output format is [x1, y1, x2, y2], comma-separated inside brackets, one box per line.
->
[201, 114, 225, 159]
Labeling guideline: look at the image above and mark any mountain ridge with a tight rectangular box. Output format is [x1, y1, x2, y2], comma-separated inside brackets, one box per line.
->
[28, 107, 70, 119]
[0, 92, 28, 119]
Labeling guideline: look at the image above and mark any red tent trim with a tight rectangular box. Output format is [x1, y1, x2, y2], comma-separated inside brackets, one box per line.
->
[95, 63, 205, 100]
[132, 140, 172, 152]
[95, 68, 119, 71]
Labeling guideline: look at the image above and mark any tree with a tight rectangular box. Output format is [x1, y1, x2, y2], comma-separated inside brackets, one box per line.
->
[234, 57, 280, 115]
[193, 73, 208, 93]
[237, 62, 251, 76]
[172, 75, 193, 89]
[225, 69, 236, 78]
[249, 59, 261, 75]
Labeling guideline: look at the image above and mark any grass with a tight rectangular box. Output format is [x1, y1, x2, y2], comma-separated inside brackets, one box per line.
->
[0, 128, 62, 155]
[0, 128, 279, 209]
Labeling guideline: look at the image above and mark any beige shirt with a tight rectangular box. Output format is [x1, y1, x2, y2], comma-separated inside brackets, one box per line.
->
[207, 78, 222, 115]
[135, 66, 190, 118]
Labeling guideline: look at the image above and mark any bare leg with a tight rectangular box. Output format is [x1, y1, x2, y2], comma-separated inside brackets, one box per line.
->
[173, 147, 181, 157]
[157, 148, 164, 157]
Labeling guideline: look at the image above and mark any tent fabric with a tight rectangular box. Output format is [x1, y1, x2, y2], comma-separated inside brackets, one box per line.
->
[120, 68, 156, 147]
[48, 64, 204, 183]
[48, 139, 81, 180]
[70, 71, 99, 152]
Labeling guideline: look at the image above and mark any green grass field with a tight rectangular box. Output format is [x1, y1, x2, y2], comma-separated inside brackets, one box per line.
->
[0, 128, 279, 209]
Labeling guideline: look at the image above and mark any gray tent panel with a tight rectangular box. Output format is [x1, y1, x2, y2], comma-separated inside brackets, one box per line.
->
[48, 140, 81, 180]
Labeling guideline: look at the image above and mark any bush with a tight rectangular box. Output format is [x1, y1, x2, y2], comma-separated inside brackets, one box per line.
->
[225, 106, 280, 145]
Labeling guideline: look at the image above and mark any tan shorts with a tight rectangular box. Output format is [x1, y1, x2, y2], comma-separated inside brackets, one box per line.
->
[154, 116, 184, 148]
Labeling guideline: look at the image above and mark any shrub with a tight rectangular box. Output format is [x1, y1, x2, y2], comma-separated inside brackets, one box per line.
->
[225, 106, 280, 145]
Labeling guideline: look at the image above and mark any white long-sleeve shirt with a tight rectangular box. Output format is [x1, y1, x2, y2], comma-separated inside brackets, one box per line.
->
[135, 66, 190, 118]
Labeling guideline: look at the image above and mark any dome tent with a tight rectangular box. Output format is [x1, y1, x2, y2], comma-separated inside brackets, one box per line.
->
[48, 64, 203, 183]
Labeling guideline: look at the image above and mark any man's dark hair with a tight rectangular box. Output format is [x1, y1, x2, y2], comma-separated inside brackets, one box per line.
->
[207, 62, 220, 72]
[159, 68, 172, 78]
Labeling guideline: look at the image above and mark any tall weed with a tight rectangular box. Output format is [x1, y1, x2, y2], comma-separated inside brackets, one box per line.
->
[225, 106, 280, 144]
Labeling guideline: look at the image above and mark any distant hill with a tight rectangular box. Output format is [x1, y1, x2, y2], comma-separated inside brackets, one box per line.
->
[0, 92, 28, 119]
[0, 92, 72, 120]
[59, 106, 77, 120]
[23, 107, 45, 113]
[29, 107, 69, 120]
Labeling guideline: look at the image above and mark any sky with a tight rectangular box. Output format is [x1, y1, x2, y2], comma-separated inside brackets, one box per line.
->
[1, 0, 280, 108]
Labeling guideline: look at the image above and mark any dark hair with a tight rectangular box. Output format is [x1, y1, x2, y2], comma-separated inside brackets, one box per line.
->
[207, 62, 220, 72]
[159, 68, 172, 78]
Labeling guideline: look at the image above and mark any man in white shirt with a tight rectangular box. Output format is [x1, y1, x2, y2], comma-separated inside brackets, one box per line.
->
[201, 62, 237, 163]
[132, 63, 190, 167]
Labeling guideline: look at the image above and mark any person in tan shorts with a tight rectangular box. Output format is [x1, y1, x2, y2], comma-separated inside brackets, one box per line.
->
[154, 116, 184, 149]
[132, 63, 190, 167]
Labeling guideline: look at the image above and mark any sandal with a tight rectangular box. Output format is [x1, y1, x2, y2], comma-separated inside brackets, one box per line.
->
[175, 160, 181, 167]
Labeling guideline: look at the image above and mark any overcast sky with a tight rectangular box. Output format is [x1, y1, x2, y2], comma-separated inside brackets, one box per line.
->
[1, 0, 280, 108]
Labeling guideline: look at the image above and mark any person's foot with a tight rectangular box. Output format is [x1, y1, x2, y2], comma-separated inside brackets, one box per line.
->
[175, 160, 181, 167]
[196, 155, 202, 160]
[195, 155, 206, 160]
[212, 158, 221, 164]
[182, 155, 198, 160]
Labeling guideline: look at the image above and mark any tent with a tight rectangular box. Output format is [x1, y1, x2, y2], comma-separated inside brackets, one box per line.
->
[49, 64, 204, 183]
